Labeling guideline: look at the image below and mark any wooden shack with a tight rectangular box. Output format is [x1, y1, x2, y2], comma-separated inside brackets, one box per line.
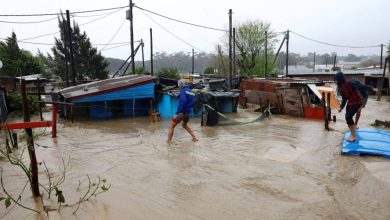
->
[241, 77, 339, 119]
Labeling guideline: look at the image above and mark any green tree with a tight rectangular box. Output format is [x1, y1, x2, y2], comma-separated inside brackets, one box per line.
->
[203, 66, 214, 74]
[359, 59, 378, 67]
[157, 67, 180, 80]
[345, 53, 360, 62]
[0, 32, 43, 77]
[229, 20, 278, 77]
[125, 67, 144, 75]
[50, 16, 109, 81]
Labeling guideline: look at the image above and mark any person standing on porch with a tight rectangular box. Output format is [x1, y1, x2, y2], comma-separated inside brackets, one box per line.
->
[167, 80, 198, 142]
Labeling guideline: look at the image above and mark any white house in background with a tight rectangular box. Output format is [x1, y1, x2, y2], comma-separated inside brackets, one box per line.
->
[337, 61, 361, 70]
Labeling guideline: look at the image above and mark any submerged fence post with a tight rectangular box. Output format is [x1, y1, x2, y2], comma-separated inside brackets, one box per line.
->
[322, 92, 329, 130]
[327, 92, 331, 121]
[52, 103, 57, 138]
[21, 79, 40, 197]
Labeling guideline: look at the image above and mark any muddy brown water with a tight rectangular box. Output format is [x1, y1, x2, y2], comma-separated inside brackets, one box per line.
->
[1, 97, 390, 220]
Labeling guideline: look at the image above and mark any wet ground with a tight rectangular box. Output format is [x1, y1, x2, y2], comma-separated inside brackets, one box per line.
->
[1, 96, 390, 220]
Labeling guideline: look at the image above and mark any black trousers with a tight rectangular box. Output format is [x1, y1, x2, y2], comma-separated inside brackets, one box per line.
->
[345, 104, 362, 125]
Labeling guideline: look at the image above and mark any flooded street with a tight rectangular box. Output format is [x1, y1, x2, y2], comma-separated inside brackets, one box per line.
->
[1, 96, 390, 220]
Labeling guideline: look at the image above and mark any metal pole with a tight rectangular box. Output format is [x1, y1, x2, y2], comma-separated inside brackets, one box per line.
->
[192, 48, 194, 82]
[63, 21, 69, 87]
[265, 30, 268, 77]
[141, 39, 145, 70]
[286, 30, 289, 77]
[66, 10, 76, 85]
[228, 9, 233, 89]
[37, 78, 43, 121]
[150, 28, 154, 76]
[313, 52, 316, 72]
[380, 44, 383, 69]
[129, 0, 135, 74]
[377, 57, 387, 101]
[233, 27, 236, 77]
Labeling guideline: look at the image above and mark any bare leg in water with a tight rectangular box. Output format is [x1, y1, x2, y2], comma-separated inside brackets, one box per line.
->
[182, 121, 198, 141]
[347, 124, 357, 142]
[167, 121, 179, 142]
[354, 107, 363, 129]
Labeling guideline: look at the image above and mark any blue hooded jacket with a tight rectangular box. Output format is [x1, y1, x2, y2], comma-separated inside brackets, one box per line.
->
[176, 86, 195, 114]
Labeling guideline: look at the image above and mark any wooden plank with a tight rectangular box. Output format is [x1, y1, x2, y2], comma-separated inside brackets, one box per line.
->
[0, 121, 52, 130]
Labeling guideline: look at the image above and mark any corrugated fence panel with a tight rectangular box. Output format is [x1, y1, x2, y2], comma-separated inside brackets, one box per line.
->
[72, 83, 155, 103]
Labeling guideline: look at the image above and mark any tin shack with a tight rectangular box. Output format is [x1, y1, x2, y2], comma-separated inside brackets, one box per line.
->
[58, 75, 157, 120]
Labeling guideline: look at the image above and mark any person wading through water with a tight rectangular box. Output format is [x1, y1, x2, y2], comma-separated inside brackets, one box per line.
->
[167, 79, 198, 142]
[334, 72, 364, 142]
[350, 78, 378, 128]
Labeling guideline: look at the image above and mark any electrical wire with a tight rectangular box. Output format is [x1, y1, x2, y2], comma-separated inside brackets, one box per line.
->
[141, 10, 202, 52]
[79, 7, 124, 27]
[100, 43, 130, 51]
[290, 30, 381, 49]
[0, 5, 128, 17]
[0, 36, 133, 47]
[17, 7, 124, 41]
[100, 19, 127, 50]
[134, 5, 228, 32]
[19, 31, 60, 41]
[0, 16, 57, 24]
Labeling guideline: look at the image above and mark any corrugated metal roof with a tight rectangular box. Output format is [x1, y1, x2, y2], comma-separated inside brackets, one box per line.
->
[59, 74, 156, 100]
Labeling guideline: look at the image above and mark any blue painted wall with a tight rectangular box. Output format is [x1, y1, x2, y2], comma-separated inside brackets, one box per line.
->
[157, 94, 202, 118]
[70, 82, 154, 120]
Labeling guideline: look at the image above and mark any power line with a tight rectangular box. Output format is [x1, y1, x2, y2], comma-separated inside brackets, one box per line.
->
[72, 6, 128, 15]
[290, 30, 381, 49]
[134, 5, 228, 32]
[100, 43, 130, 51]
[16, 8, 124, 41]
[141, 10, 202, 51]
[0, 5, 128, 17]
[20, 31, 60, 41]
[79, 8, 124, 26]
[100, 19, 127, 51]
[0, 16, 57, 24]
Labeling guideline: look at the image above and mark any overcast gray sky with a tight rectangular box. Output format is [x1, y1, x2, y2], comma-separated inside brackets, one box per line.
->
[1, 0, 389, 61]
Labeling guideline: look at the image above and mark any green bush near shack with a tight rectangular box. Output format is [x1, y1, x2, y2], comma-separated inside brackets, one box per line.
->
[8, 92, 39, 115]
[157, 67, 180, 80]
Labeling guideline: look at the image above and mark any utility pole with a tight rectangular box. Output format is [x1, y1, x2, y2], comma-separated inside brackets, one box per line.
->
[265, 30, 268, 77]
[128, 0, 135, 74]
[66, 10, 76, 85]
[313, 52, 316, 73]
[285, 30, 289, 77]
[141, 39, 145, 70]
[192, 48, 195, 82]
[233, 27, 236, 77]
[63, 21, 69, 87]
[380, 44, 384, 69]
[333, 52, 337, 71]
[228, 9, 233, 89]
[150, 28, 154, 76]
